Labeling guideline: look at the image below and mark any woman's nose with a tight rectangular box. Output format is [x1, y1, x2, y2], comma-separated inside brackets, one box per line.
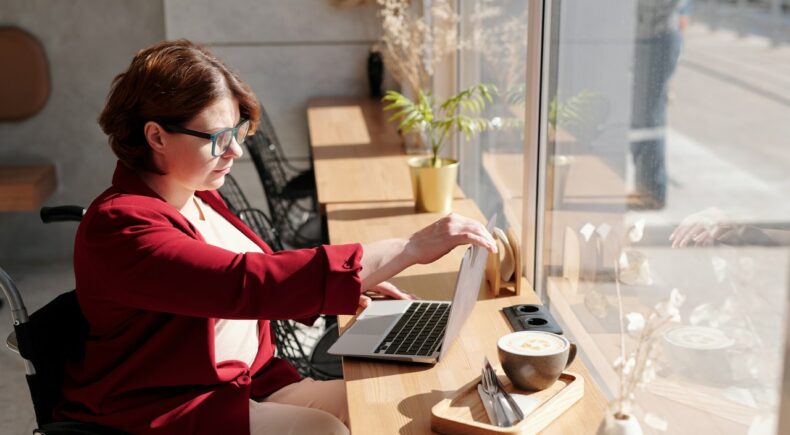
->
[223, 137, 244, 159]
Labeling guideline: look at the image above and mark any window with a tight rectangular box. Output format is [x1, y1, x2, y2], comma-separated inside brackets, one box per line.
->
[453, 0, 789, 432]
[539, 0, 790, 433]
[457, 0, 530, 239]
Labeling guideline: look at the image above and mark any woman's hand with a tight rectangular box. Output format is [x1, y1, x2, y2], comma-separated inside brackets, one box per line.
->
[405, 213, 497, 265]
[358, 281, 416, 310]
[359, 213, 497, 292]
[669, 207, 735, 248]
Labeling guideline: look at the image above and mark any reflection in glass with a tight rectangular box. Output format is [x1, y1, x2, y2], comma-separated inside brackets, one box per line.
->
[458, 0, 529, 237]
[541, 1, 790, 433]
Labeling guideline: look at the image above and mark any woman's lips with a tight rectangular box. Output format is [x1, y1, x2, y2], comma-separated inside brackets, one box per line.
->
[213, 167, 231, 175]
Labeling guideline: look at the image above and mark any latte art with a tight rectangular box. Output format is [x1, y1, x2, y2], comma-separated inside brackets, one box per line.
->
[499, 332, 567, 355]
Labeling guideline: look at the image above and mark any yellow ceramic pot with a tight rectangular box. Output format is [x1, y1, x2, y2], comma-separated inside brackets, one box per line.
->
[408, 157, 458, 213]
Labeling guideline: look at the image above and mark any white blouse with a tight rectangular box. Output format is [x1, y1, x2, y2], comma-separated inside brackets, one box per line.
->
[182, 196, 262, 367]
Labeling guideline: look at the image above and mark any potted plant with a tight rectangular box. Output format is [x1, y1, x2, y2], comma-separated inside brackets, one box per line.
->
[375, 0, 462, 154]
[383, 84, 494, 212]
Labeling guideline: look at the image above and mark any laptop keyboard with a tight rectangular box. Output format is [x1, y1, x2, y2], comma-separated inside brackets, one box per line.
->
[374, 302, 450, 357]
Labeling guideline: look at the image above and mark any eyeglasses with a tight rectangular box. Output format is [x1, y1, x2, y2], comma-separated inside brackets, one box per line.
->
[163, 119, 251, 157]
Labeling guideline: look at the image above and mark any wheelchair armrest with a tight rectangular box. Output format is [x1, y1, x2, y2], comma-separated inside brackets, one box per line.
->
[40, 205, 85, 223]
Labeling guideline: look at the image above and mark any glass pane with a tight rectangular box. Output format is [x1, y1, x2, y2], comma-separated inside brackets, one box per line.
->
[541, 1, 790, 433]
[458, 0, 529, 239]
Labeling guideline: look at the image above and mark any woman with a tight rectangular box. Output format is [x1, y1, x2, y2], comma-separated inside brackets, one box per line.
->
[55, 39, 496, 435]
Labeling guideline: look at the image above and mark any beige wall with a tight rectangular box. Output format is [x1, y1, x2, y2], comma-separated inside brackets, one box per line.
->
[0, 0, 166, 262]
[0, 0, 387, 261]
[165, 0, 387, 212]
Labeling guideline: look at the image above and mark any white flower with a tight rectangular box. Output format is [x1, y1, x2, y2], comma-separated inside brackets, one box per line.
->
[639, 359, 656, 386]
[711, 256, 727, 283]
[654, 288, 686, 322]
[614, 356, 636, 376]
[596, 223, 612, 240]
[668, 288, 686, 308]
[628, 219, 646, 243]
[689, 303, 714, 326]
[626, 312, 645, 335]
[618, 250, 653, 285]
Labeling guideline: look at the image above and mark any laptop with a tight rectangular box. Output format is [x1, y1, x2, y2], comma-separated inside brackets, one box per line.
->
[328, 216, 495, 364]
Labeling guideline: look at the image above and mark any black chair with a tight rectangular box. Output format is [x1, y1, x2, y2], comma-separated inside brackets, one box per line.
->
[216, 172, 252, 215]
[255, 103, 317, 214]
[245, 115, 325, 249]
[0, 206, 126, 434]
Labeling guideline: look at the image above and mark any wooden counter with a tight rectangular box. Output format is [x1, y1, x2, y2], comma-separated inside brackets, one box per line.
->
[482, 152, 627, 207]
[326, 199, 607, 434]
[308, 97, 463, 208]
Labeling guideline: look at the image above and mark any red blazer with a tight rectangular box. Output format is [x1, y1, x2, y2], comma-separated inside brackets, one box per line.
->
[56, 162, 363, 434]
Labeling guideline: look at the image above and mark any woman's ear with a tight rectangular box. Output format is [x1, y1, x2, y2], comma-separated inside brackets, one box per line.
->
[144, 121, 167, 155]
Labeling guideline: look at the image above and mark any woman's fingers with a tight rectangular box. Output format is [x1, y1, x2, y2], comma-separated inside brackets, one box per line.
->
[408, 213, 497, 265]
[671, 208, 732, 248]
[678, 224, 707, 248]
[670, 219, 698, 246]
[452, 217, 497, 252]
[452, 231, 497, 254]
[367, 281, 416, 300]
[358, 294, 371, 310]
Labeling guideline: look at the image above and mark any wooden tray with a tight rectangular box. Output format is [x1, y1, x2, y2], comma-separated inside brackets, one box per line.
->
[431, 372, 584, 434]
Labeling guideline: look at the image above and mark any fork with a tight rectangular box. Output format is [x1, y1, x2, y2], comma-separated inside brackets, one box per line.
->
[481, 365, 511, 427]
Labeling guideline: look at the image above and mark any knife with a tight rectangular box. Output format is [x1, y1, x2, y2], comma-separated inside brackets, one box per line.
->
[477, 384, 499, 426]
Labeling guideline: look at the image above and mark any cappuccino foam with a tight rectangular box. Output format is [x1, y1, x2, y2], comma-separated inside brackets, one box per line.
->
[499, 332, 567, 355]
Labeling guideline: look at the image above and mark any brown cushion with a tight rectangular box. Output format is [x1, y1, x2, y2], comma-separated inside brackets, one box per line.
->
[0, 27, 50, 121]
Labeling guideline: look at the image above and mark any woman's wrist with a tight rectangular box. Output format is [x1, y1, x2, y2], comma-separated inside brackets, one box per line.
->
[389, 237, 414, 275]
[402, 237, 420, 266]
[360, 238, 413, 289]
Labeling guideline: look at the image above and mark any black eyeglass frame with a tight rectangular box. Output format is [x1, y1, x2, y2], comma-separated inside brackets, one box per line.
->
[162, 119, 250, 157]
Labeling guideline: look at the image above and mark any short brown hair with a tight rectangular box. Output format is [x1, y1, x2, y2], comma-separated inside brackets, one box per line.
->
[99, 39, 260, 173]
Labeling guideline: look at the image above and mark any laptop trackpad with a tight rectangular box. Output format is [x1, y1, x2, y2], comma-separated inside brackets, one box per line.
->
[328, 300, 412, 356]
[350, 314, 400, 336]
[328, 313, 401, 355]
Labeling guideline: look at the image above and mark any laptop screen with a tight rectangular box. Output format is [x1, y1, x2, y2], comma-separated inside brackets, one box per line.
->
[437, 215, 496, 360]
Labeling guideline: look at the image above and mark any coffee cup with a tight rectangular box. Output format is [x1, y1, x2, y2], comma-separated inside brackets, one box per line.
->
[662, 325, 735, 384]
[497, 331, 576, 391]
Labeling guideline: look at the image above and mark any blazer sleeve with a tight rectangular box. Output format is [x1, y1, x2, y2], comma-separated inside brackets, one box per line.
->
[75, 202, 363, 320]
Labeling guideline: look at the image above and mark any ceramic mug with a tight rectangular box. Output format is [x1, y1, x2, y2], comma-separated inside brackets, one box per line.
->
[497, 331, 576, 391]
[661, 325, 735, 384]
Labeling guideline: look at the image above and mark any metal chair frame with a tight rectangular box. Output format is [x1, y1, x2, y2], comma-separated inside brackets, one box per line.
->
[245, 103, 326, 248]
[255, 104, 315, 186]
[245, 130, 325, 248]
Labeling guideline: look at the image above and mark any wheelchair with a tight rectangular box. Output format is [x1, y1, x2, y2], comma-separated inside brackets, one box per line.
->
[1, 202, 341, 433]
[1, 206, 125, 434]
